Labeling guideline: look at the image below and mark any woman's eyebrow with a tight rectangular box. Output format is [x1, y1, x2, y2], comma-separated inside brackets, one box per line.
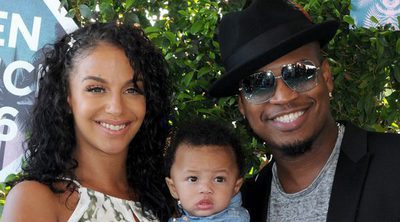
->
[81, 75, 107, 83]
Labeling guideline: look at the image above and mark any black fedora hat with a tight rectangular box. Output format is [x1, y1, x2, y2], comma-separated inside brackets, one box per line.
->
[209, 0, 339, 97]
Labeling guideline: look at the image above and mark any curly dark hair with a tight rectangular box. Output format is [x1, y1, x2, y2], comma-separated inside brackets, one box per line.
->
[164, 119, 246, 178]
[22, 22, 173, 221]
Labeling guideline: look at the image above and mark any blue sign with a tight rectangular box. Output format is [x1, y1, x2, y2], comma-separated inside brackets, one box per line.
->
[351, 0, 400, 29]
[0, 0, 77, 181]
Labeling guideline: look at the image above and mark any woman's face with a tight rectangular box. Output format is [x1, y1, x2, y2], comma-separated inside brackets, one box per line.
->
[67, 42, 146, 156]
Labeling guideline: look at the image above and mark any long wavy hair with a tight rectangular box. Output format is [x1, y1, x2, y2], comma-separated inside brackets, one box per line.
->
[22, 22, 173, 221]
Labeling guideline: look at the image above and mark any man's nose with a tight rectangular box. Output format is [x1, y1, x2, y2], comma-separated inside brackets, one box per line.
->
[268, 78, 299, 104]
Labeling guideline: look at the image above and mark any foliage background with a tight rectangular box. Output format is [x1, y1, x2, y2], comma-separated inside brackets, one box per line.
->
[1, 0, 399, 215]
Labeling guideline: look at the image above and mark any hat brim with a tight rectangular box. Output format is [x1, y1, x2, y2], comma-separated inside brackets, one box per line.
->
[209, 20, 339, 97]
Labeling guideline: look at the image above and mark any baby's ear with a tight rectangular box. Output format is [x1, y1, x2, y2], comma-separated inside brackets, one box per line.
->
[165, 177, 179, 199]
[234, 177, 244, 194]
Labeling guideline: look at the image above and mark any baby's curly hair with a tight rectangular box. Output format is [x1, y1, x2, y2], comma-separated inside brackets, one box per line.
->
[22, 22, 172, 221]
[164, 119, 246, 178]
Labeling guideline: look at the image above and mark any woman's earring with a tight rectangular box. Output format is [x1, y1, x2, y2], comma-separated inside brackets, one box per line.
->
[177, 200, 182, 208]
[329, 92, 333, 100]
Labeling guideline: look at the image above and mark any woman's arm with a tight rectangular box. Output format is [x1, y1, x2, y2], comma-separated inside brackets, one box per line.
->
[2, 180, 58, 222]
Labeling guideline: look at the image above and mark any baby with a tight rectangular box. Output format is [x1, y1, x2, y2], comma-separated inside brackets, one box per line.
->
[164, 119, 250, 221]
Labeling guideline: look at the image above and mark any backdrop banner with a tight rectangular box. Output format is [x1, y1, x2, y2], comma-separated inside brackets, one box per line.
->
[0, 0, 77, 181]
[351, 0, 400, 30]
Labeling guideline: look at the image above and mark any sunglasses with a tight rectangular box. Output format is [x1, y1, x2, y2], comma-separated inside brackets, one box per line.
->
[239, 59, 320, 104]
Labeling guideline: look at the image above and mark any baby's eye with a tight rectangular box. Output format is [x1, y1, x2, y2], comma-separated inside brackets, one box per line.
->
[187, 176, 198, 183]
[125, 87, 144, 95]
[86, 86, 105, 93]
[214, 176, 225, 183]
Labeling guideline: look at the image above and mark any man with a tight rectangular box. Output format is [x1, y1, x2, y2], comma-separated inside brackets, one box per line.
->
[208, 0, 400, 221]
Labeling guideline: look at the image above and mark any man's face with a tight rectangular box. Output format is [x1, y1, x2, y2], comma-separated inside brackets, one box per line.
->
[238, 42, 334, 155]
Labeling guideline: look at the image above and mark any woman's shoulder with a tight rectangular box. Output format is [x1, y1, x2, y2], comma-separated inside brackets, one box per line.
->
[2, 180, 59, 221]
[9, 180, 57, 196]
[6, 180, 58, 204]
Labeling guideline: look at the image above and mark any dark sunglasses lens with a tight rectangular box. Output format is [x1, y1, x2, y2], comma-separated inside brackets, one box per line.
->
[282, 60, 318, 92]
[241, 71, 275, 104]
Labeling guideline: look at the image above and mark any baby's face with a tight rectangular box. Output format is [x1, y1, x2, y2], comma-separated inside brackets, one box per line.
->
[166, 144, 243, 217]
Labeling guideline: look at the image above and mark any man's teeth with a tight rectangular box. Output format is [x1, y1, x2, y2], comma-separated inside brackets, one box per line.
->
[274, 111, 304, 123]
[100, 122, 127, 131]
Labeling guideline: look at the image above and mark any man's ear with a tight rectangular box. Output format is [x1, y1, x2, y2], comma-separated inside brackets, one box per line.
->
[321, 59, 334, 93]
[165, 177, 179, 199]
[234, 177, 244, 194]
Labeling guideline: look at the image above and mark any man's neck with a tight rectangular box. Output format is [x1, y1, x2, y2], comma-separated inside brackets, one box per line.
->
[272, 120, 339, 193]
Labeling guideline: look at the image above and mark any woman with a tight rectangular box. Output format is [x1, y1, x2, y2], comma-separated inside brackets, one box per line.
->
[2, 22, 173, 221]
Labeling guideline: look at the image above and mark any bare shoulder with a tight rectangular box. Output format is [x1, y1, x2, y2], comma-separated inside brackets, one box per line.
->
[2, 180, 58, 222]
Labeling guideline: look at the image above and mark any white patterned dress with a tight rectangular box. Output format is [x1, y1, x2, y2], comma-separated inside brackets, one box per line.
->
[66, 180, 159, 222]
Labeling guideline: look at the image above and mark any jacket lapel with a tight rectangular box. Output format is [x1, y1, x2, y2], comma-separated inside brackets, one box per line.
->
[242, 160, 273, 222]
[255, 163, 273, 222]
[327, 123, 371, 222]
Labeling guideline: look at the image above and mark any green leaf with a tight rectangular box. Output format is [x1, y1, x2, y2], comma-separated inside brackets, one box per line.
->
[393, 66, 400, 83]
[79, 4, 93, 19]
[192, 95, 205, 101]
[343, 15, 355, 25]
[209, 51, 215, 59]
[5, 173, 18, 182]
[308, 0, 318, 7]
[178, 10, 188, 16]
[190, 21, 203, 34]
[101, 0, 113, 5]
[359, 79, 369, 89]
[197, 108, 213, 115]
[364, 98, 373, 115]
[376, 41, 384, 56]
[227, 97, 236, 105]
[164, 31, 176, 44]
[370, 16, 379, 24]
[164, 52, 173, 60]
[66, 8, 76, 18]
[177, 93, 192, 100]
[147, 33, 160, 40]
[378, 37, 389, 47]
[144, 26, 161, 34]
[182, 72, 194, 87]
[125, 0, 136, 10]
[212, 40, 219, 48]
[397, 15, 400, 27]
[195, 54, 204, 62]
[396, 38, 400, 55]
[371, 124, 386, 132]
[99, 2, 115, 20]
[198, 66, 211, 78]
[124, 12, 140, 24]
